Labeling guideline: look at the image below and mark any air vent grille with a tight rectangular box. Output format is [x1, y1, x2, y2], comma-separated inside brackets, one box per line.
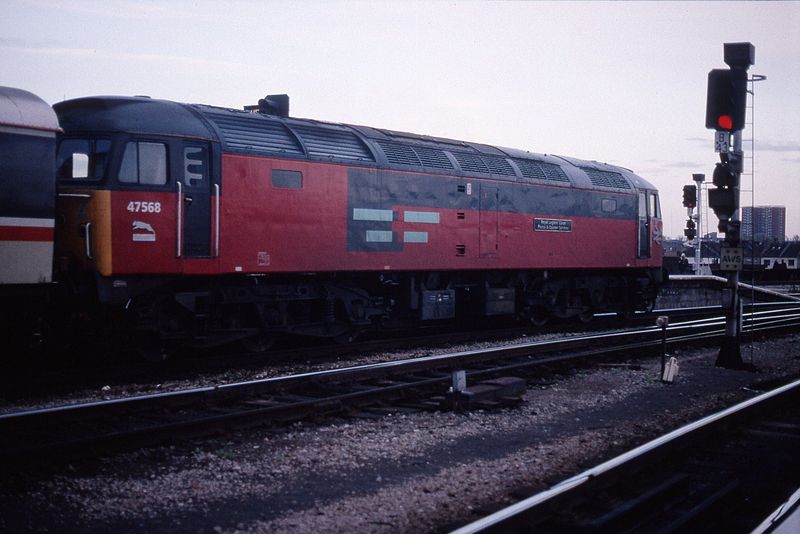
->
[376, 141, 420, 166]
[454, 152, 489, 174]
[582, 168, 631, 189]
[290, 124, 374, 161]
[376, 141, 453, 170]
[413, 145, 453, 169]
[203, 111, 303, 155]
[514, 159, 570, 183]
[483, 156, 516, 176]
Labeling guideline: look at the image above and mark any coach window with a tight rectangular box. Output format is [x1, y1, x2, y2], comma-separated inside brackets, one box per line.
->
[119, 141, 168, 185]
[601, 199, 617, 213]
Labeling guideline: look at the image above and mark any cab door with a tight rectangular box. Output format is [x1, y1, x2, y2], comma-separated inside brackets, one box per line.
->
[637, 191, 651, 258]
[479, 185, 498, 258]
[182, 143, 212, 258]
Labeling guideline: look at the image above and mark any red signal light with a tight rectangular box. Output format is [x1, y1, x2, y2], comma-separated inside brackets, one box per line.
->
[717, 114, 733, 130]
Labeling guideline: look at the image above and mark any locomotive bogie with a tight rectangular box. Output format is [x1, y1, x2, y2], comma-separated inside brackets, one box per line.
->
[97, 267, 659, 349]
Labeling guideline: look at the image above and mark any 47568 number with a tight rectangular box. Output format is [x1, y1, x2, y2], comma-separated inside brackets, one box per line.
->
[127, 201, 162, 213]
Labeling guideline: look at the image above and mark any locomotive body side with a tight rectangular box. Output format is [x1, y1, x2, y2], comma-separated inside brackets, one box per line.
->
[53, 95, 663, 346]
[218, 161, 657, 274]
[55, 98, 663, 276]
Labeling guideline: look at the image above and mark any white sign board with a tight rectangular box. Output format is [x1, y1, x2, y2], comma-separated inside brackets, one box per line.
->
[720, 246, 743, 271]
[715, 131, 730, 153]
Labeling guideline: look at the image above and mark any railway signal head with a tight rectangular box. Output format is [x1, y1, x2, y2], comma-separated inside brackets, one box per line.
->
[708, 187, 736, 232]
[712, 161, 738, 189]
[724, 42, 755, 69]
[684, 218, 697, 240]
[705, 68, 748, 132]
[725, 220, 741, 246]
[682, 185, 697, 209]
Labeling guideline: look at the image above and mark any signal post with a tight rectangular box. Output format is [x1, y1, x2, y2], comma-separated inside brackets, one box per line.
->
[691, 173, 704, 274]
[704, 42, 755, 369]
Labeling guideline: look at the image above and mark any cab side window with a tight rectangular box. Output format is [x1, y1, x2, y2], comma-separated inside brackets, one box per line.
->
[57, 138, 111, 181]
[119, 141, 168, 185]
[649, 192, 661, 218]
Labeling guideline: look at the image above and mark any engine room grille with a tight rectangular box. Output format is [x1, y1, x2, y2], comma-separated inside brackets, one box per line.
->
[203, 111, 304, 156]
[513, 158, 570, 183]
[290, 124, 374, 161]
[453, 152, 489, 174]
[376, 140, 421, 166]
[413, 145, 453, 169]
[482, 156, 516, 177]
[582, 168, 631, 189]
[450, 152, 516, 177]
[375, 140, 452, 170]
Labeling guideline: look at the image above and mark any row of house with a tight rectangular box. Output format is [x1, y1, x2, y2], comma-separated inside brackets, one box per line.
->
[664, 239, 800, 279]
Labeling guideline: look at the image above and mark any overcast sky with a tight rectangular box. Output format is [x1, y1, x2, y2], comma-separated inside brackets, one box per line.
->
[3, 0, 799, 238]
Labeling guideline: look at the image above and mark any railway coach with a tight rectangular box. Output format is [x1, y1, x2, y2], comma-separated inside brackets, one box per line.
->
[0, 87, 59, 285]
[0, 87, 60, 346]
[53, 93, 664, 349]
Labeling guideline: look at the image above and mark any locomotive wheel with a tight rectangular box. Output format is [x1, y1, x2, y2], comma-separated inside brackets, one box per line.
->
[577, 308, 594, 324]
[334, 329, 360, 344]
[530, 309, 549, 327]
[240, 334, 276, 353]
[132, 334, 170, 363]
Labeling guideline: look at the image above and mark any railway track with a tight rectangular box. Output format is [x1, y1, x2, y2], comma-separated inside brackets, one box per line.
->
[452, 376, 800, 534]
[2, 303, 799, 467]
[0, 302, 780, 401]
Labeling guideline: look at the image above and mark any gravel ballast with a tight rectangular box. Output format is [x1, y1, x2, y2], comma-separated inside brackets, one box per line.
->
[1, 334, 798, 533]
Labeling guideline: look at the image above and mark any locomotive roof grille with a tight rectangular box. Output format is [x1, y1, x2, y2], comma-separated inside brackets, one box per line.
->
[449, 152, 515, 178]
[200, 108, 375, 162]
[482, 156, 516, 177]
[378, 128, 473, 151]
[290, 124, 374, 161]
[412, 145, 453, 169]
[581, 168, 632, 189]
[54, 95, 657, 193]
[378, 140, 572, 182]
[201, 110, 304, 156]
[376, 140, 453, 170]
[453, 152, 489, 174]
[376, 140, 421, 166]
[514, 158, 570, 183]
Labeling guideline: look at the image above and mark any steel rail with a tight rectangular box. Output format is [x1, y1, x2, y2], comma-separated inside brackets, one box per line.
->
[1, 306, 799, 464]
[0, 312, 735, 423]
[451, 377, 800, 534]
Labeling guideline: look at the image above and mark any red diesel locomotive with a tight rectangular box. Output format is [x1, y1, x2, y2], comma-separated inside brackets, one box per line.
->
[9, 90, 664, 350]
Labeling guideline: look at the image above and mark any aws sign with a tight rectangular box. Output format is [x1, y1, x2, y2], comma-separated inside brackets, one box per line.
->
[719, 246, 743, 272]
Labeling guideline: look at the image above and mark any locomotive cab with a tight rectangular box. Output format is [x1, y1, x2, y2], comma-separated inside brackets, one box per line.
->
[55, 136, 114, 276]
[54, 97, 221, 289]
[638, 188, 662, 260]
